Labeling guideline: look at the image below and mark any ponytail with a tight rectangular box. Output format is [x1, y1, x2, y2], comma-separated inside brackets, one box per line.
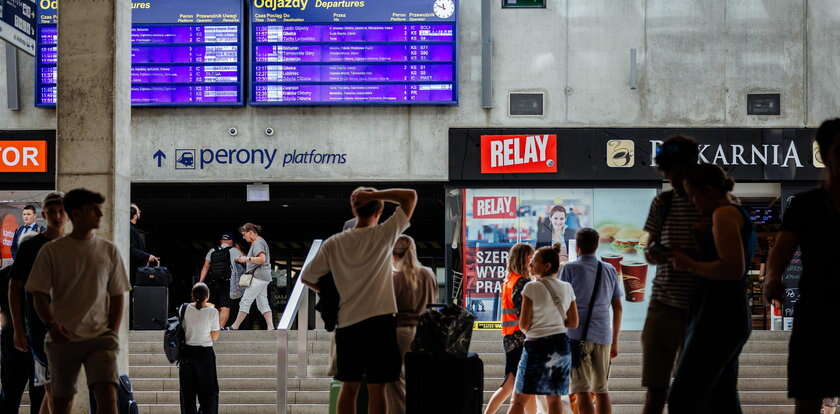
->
[192, 283, 210, 309]
[393, 235, 421, 289]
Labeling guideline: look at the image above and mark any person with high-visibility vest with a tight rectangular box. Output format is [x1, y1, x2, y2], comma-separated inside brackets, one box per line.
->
[484, 243, 536, 414]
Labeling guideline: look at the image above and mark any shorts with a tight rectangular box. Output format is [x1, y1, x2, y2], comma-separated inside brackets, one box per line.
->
[334, 314, 400, 384]
[504, 345, 524, 379]
[208, 278, 231, 308]
[514, 333, 571, 396]
[641, 299, 690, 390]
[45, 331, 119, 398]
[570, 341, 611, 394]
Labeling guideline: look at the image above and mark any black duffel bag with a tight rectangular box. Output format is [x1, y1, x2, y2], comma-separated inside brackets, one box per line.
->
[411, 303, 475, 357]
[135, 265, 173, 286]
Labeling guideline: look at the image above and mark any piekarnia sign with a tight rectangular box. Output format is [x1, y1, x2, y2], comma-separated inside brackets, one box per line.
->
[480, 134, 557, 174]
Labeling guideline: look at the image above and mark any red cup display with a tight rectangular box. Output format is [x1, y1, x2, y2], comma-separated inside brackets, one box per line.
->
[601, 254, 623, 274]
[620, 260, 648, 302]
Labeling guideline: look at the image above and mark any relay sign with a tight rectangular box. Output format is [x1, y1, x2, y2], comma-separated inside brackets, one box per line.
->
[35, 0, 244, 107]
[250, 0, 458, 105]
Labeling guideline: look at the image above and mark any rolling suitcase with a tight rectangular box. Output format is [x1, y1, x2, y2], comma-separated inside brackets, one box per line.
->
[405, 351, 483, 414]
[131, 286, 168, 330]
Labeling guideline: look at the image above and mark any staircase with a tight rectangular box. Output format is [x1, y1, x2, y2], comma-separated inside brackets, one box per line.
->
[116, 329, 794, 414]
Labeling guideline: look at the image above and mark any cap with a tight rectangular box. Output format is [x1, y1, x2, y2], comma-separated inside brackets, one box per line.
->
[42, 192, 65, 207]
[220, 232, 234, 241]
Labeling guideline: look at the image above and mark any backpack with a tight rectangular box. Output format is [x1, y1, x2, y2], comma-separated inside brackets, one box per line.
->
[208, 246, 233, 283]
[89, 375, 138, 414]
[164, 303, 188, 364]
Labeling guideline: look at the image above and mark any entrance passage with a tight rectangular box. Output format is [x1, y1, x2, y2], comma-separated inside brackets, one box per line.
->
[130, 182, 446, 325]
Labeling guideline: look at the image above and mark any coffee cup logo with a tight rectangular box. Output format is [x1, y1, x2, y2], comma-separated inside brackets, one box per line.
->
[607, 140, 635, 168]
[814, 140, 825, 168]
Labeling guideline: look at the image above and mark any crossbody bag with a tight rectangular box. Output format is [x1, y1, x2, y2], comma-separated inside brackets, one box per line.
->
[540, 262, 603, 368]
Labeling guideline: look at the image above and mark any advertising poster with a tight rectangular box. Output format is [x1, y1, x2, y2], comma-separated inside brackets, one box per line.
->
[0, 202, 43, 267]
[462, 188, 656, 330]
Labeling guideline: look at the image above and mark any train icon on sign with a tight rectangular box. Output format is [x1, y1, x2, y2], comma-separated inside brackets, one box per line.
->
[175, 149, 196, 170]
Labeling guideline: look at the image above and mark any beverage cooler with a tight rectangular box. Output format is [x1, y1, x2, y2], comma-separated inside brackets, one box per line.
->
[446, 128, 822, 331]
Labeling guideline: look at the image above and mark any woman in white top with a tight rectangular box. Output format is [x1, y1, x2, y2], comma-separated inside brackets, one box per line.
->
[179, 283, 221, 414]
[508, 244, 579, 414]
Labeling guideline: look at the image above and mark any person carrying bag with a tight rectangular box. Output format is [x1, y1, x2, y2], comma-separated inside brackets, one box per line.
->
[178, 283, 221, 414]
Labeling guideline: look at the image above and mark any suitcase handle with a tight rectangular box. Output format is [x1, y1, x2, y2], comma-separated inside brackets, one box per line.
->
[426, 303, 448, 309]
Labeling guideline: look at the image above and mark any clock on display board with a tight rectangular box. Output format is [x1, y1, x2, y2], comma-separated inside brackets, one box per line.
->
[433, 0, 455, 19]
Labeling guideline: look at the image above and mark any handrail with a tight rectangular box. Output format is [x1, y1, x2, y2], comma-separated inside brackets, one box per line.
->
[276, 239, 322, 414]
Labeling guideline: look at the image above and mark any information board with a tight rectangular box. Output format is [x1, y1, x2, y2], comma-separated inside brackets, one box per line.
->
[35, 0, 244, 107]
[250, 0, 458, 105]
[0, 0, 36, 55]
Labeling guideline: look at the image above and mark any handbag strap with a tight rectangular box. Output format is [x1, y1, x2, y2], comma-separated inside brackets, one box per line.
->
[179, 303, 188, 326]
[539, 278, 568, 317]
[580, 262, 604, 342]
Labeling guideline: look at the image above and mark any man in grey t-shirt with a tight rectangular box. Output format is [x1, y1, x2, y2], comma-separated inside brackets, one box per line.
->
[561, 228, 623, 414]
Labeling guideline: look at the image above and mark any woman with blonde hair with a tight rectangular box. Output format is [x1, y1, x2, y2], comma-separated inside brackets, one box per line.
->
[484, 243, 537, 414]
[385, 235, 438, 414]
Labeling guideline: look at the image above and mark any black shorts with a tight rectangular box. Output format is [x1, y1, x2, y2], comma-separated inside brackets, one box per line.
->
[208, 279, 231, 309]
[504, 344, 524, 378]
[334, 314, 400, 384]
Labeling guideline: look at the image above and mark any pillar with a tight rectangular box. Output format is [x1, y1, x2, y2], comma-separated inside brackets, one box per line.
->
[56, 0, 132, 412]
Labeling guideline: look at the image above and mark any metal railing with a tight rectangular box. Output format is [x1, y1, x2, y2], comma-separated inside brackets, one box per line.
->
[276, 240, 322, 414]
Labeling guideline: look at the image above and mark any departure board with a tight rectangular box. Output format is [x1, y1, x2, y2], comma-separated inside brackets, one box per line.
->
[250, 0, 458, 106]
[35, 0, 244, 107]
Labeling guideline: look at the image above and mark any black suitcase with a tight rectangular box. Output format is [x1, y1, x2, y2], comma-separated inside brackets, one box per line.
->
[131, 286, 168, 330]
[135, 266, 173, 286]
[405, 352, 483, 414]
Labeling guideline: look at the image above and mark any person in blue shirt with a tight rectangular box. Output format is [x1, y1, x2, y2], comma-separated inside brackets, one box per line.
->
[11, 205, 45, 259]
[560, 228, 623, 414]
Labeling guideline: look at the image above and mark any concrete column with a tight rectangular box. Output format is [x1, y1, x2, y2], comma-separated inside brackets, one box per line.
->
[56, 0, 132, 412]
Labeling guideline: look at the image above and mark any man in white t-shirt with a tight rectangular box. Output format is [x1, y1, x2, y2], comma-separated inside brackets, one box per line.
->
[26, 188, 131, 414]
[302, 187, 417, 414]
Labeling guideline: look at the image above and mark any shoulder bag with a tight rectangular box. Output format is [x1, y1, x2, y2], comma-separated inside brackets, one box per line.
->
[541, 262, 603, 368]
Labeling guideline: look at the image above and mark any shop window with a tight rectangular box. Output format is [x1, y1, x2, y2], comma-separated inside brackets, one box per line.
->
[455, 187, 657, 330]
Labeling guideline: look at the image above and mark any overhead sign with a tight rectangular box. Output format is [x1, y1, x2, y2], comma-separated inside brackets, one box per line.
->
[36, 0, 245, 107]
[480, 134, 557, 174]
[249, 0, 458, 105]
[0, 131, 55, 190]
[0, 0, 36, 55]
[453, 128, 822, 182]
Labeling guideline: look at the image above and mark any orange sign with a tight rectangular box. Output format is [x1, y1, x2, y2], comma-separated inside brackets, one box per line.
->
[1, 213, 18, 260]
[0, 141, 48, 173]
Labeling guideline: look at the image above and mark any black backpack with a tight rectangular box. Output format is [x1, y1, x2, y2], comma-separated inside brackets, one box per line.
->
[89, 375, 138, 414]
[164, 303, 188, 364]
[208, 246, 232, 283]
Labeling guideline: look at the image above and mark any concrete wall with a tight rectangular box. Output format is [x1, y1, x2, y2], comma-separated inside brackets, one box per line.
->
[0, 0, 835, 182]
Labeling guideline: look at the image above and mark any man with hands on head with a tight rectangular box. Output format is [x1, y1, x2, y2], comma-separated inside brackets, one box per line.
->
[26, 189, 131, 414]
[301, 187, 417, 414]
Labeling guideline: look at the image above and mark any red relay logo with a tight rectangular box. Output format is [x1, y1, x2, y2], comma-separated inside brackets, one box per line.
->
[480, 134, 557, 174]
[473, 196, 518, 219]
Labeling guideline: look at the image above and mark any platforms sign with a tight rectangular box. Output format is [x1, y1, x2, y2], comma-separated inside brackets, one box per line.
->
[0, 0, 36, 55]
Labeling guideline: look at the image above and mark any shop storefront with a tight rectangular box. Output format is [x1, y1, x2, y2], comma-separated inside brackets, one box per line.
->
[446, 128, 821, 331]
[0, 131, 56, 267]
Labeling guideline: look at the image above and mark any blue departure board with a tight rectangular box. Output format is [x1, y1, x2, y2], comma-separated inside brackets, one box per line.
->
[35, 0, 244, 107]
[250, 0, 458, 105]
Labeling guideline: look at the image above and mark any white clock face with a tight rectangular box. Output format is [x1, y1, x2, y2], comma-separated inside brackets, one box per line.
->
[433, 0, 455, 19]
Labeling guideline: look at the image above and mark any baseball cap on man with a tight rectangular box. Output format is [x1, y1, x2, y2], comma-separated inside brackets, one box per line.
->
[654, 135, 699, 171]
[42, 192, 64, 208]
[221, 232, 234, 241]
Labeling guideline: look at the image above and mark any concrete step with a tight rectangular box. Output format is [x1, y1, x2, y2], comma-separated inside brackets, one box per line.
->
[129, 351, 790, 368]
[126, 375, 788, 393]
[127, 329, 791, 343]
[128, 363, 789, 379]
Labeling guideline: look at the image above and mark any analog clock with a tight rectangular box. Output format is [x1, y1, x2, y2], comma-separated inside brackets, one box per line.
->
[433, 0, 455, 19]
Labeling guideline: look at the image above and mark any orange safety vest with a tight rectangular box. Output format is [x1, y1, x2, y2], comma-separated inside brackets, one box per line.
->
[501, 272, 526, 336]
